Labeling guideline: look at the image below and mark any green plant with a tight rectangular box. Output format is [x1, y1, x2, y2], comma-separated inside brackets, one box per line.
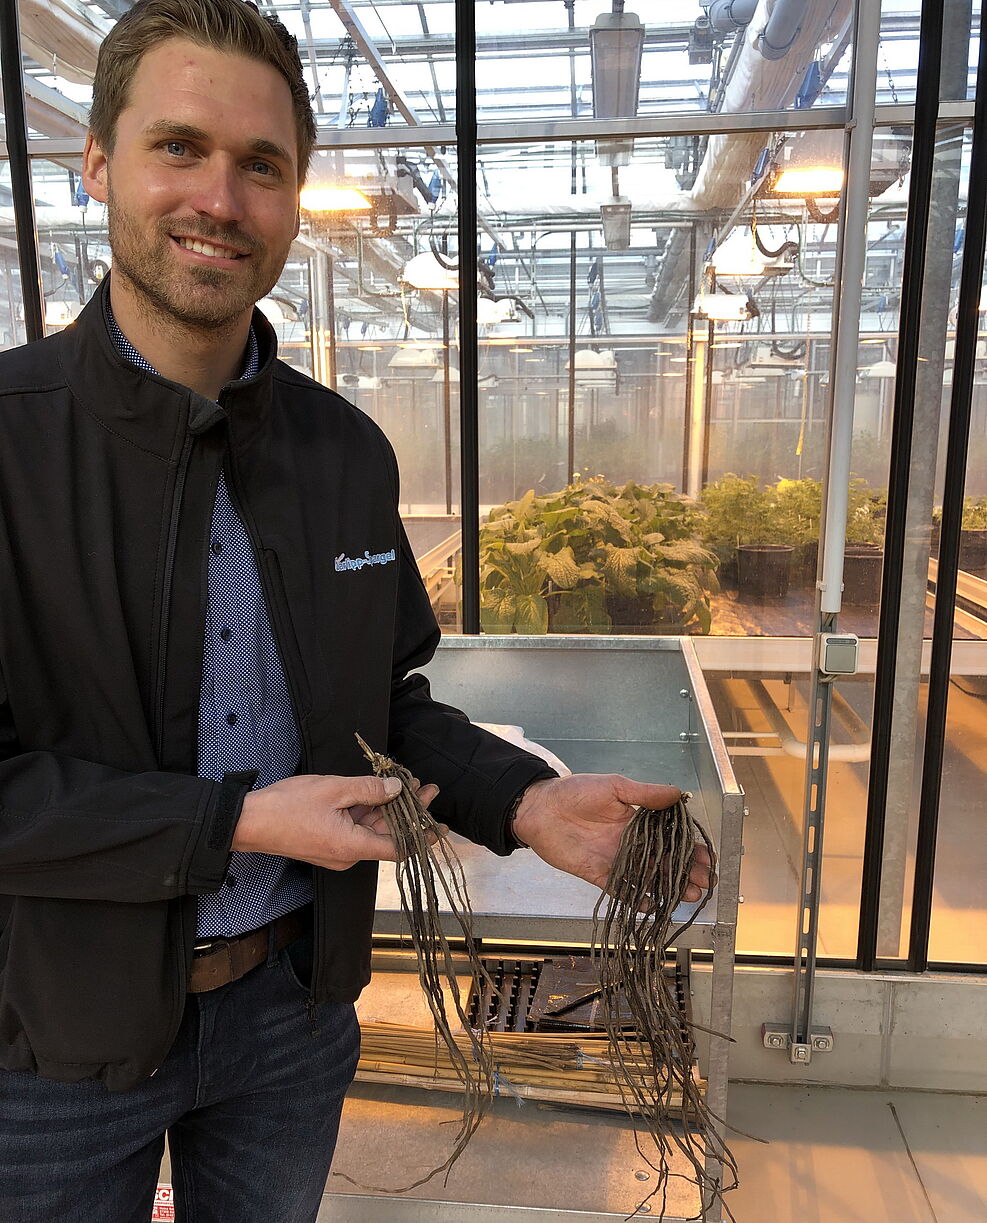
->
[702, 474, 886, 560]
[961, 496, 987, 530]
[845, 479, 887, 545]
[699, 475, 789, 564]
[478, 478, 719, 635]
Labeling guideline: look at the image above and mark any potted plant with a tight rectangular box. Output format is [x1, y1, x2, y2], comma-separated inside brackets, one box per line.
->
[478, 478, 719, 635]
[842, 480, 886, 605]
[700, 474, 794, 599]
[952, 497, 987, 574]
[773, 477, 823, 585]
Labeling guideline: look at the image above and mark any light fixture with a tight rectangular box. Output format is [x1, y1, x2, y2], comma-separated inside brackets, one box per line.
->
[477, 296, 523, 325]
[509, 346, 533, 354]
[567, 348, 619, 388]
[601, 197, 632, 249]
[299, 185, 372, 213]
[710, 228, 795, 278]
[863, 359, 897, 379]
[431, 365, 460, 383]
[44, 300, 78, 328]
[692, 291, 758, 322]
[387, 346, 441, 371]
[401, 251, 459, 291]
[757, 129, 845, 223]
[590, 4, 645, 166]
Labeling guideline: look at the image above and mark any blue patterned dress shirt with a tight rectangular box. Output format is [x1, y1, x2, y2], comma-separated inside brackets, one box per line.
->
[105, 303, 314, 937]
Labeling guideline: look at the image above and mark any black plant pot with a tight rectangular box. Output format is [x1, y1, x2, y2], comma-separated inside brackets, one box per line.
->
[959, 528, 987, 575]
[796, 541, 819, 587]
[736, 545, 794, 599]
[604, 594, 687, 635]
[843, 545, 883, 606]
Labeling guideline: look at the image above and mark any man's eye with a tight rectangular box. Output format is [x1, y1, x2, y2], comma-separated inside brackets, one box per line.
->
[250, 160, 276, 176]
[165, 141, 188, 157]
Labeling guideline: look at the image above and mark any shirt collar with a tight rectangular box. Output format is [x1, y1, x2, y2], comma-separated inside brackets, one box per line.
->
[103, 295, 261, 388]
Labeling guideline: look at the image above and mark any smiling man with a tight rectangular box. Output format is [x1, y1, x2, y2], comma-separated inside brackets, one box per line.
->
[0, 3, 707, 1221]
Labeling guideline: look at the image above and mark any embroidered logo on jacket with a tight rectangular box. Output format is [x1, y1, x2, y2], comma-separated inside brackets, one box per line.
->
[335, 548, 397, 572]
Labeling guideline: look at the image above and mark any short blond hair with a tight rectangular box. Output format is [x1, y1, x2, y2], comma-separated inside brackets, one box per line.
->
[89, 0, 316, 181]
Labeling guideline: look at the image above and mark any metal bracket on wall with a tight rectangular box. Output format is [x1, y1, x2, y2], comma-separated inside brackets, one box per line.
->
[761, 1022, 835, 1065]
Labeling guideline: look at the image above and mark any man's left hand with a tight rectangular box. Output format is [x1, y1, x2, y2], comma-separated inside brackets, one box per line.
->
[511, 774, 713, 903]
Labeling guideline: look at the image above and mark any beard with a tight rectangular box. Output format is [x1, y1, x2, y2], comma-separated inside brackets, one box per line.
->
[106, 185, 291, 335]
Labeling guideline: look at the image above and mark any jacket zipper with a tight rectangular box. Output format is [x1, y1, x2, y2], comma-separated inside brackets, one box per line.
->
[152, 428, 196, 1066]
[220, 447, 322, 1001]
[155, 431, 195, 765]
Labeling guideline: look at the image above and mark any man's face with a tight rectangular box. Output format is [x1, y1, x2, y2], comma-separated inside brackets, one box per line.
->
[82, 38, 301, 332]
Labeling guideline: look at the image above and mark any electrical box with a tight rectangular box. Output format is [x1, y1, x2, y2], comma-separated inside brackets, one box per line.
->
[818, 633, 859, 676]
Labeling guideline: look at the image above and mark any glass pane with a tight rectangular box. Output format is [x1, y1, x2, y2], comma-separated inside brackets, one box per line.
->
[476, 0, 852, 123]
[474, 131, 863, 639]
[879, 1, 979, 105]
[926, 126, 987, 966]
[301, 145, 463, 628]
[17, 0, 455, 133]
[0, 163, 30, 351]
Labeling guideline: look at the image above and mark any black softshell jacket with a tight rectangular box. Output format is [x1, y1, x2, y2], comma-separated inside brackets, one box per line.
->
[0, 277, 554, 1090]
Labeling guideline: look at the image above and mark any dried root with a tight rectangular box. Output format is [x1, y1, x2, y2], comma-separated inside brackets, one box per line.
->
[333, 734, 498, 1193]
[591, 797, 738, 1220]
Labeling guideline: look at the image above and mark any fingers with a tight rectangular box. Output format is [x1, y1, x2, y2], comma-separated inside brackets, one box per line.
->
[417, 783, 440, 808]
[330, 774, 402, 811]
[609, 775, 682, 812]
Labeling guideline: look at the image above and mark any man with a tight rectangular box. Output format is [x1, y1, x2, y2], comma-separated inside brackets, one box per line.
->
[0, 2, 710, 1220]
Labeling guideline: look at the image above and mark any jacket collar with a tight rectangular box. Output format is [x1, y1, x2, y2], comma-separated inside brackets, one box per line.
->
[57, 274, 281, 462]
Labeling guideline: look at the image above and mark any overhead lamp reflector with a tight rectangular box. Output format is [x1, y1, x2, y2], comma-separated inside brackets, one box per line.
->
[710, 229, 794, 277]
[692, 292, 757, 322]
[590, 8, 644, 166]
[770, 167, 844, 197]
[401, 251, 459, 290]
[863, 359, 897, 379]
[590, 9, 645, 119]
[601, 196, 633, 249]
[387, 346, 441, 370]
[299, 185, 372, 212]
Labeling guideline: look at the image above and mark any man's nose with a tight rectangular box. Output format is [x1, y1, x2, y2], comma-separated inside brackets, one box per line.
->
[189, 156, 246, 225]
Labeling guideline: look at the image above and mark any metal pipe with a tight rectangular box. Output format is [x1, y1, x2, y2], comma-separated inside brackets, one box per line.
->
[909, 11, 987, 974]
[856, 0, 945, 971]
[758, 0, 811, 61]
[455, 0, 480, 633]
[0, 0, 44, 342]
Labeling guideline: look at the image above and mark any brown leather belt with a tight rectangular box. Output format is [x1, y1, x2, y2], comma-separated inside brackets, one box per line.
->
[188, 909, 308, 994]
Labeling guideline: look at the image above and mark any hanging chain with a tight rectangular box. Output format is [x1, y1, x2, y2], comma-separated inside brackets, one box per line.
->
[880, 43, 900, 105]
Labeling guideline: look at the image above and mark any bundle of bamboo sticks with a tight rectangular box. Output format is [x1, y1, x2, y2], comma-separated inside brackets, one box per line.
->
[355, 1019, 701, 1115]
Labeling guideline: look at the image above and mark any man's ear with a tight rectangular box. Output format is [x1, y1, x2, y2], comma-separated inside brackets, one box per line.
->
[293, 207, 300, 240]
[82, 131, 109, 204]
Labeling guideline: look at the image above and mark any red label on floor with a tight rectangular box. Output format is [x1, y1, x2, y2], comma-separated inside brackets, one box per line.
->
[152, 1184, 175, 1221]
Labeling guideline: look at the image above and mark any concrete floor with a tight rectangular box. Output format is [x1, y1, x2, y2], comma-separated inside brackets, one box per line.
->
[310, 1081, 987, 1222]
[153, 1081, 987, 1221]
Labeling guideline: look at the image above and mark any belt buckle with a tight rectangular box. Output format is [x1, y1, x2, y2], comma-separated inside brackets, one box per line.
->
[193, 935, 231, 958]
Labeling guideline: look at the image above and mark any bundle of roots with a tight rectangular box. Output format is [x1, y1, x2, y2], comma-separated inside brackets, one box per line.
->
[345, 738, 736, 1217]
[340, 734, 497, 1192]
[592, 798, 738, 1219]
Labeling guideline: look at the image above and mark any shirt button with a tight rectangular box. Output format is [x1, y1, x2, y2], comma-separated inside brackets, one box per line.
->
[226, 874, 239, 888]
[219, 627, 232, 641]
[226, 712, 237, 726]
[211, 540, 223, 555]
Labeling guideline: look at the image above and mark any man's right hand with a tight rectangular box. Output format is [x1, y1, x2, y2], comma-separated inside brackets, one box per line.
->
[232, 774, 421, 871]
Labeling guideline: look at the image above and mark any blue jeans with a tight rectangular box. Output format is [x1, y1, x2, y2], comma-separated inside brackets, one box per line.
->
[0, 930, 360, 1223]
